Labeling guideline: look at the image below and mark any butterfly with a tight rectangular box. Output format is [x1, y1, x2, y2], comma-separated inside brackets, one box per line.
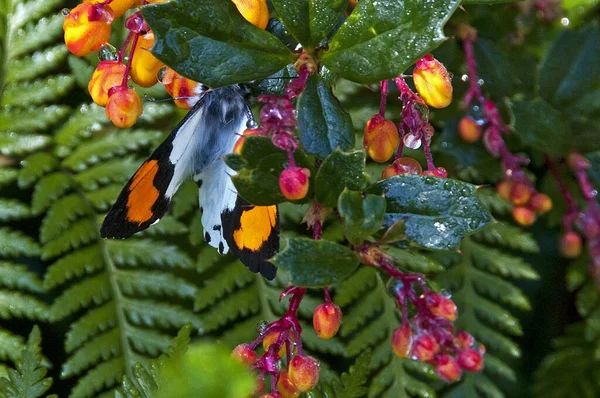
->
[100, 84, 279, 279]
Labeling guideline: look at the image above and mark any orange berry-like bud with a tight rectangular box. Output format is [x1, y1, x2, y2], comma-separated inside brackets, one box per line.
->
[279, 166, 310, 201]
[130, 32, 165, 88]
[231, 0, 269, 29]
[233, 128, 265, 154]
[364, 115, 400, 163]
[88, 60, 127, 106]
[513, 206, 536, 227]
[262, 331, 286, 357]
[426, 293, 458, 322]
[84, 0, 140, 18]
[105, 87, 142, 128]
[288, 355, 320, 392]
[422, 167, 448, 179]
[510, 182, 532, 206]
[313, 302, 342, 340]
[458, 348, 484, 372]
[413, 55, 453, 109]
[162, 68, 201, 109]
[435, 354, 462, 382]
[529, 192, 553, 214]
[412, 334, 440, 362]
[560, 232, 582, 258]
[458, 115, 482, 143]
[63, 3, 114, 56]
[277, 370, 300, 398]
[391, 324, 412, 358]
[231, 343, 257, 366]
[455, 331, 475, 350]
[496, 180, 514, 201]
[381, 156, 422, 179]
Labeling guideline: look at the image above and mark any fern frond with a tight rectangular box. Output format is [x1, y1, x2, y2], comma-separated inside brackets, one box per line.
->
[0, 200, 29, 221]
[0, 326, 55, 398]
[0, 106, 69, 134]
[2, 75, 75, 106]
[5, 45, 68, 83]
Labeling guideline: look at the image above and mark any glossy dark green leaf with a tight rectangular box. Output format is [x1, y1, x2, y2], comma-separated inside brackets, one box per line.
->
[320, 0, 460, 83]
[229, 137, 313, 205]
[338, 189, 385, 246]
[538, 24, 600, 106]
[366, 175, 491, 250]
[315, 149, 368, 207]
[142, 0, 296, 88]
[297, 76, 354, 158]
[271, 0, 347, 48]
[473, 38, 515, 98]
[510, 98, 570, 157]
[272, 238, 360, 287]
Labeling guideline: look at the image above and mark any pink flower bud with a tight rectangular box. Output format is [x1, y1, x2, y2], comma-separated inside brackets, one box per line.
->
[279, 166, 310, 200]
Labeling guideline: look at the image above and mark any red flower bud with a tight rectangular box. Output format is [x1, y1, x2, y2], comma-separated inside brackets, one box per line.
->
[88, 60, 127, 106]
[381, 157, 422, 179]
[413, 55, 453, 109]
[496, 180, 513, 201]
[279, 166, 310, 201]
[422, 167, 448, 178]
[458, 115, 482, 143]
[513, 206, 536, 227]
[455, 331, 475, 350]
[313, 302, 342, 340]
[130, 32, 165, 88]
[435, 354, 462, 382]
[63, 3, 114, 56]
[277, 370, 300, 398]
[529, 192, 552, 214]
[426, 293, 458, 322]
[161, 68, 201, 109]
[391, 324, 412, 358]
[412, 334, 440, 362]
[510, 182, 532, 206]
[363, 115, 400, 163]
[560, 232, 582, 258]
[458, 348, 484, 372]
[231, 343, 257, 366]
[288, 355, 320, 392]
[105, 87, 142, 128]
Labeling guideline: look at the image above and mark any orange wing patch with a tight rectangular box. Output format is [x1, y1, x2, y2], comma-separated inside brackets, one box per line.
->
[233, 205, 277, 252]
[126, 159, 160, 224]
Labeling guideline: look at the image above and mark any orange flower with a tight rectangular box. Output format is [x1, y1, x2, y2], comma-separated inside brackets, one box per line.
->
[88, 60, 127, 106]
[106, 87, 142, 128]
[130, 32, 165, 88]
[413, 55, 453, 109]
[63, 3, 114, 56]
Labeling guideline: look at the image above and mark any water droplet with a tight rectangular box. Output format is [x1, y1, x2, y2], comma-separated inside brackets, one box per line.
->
[477, 78, 485, 86]
[256, 320, 268, 334]
[98, 43, 118, 61]
[461, 74, 469, 82]
[61, 8, 70, 16]
[440, 289, 451, 298]
[561, 17, 570, 26]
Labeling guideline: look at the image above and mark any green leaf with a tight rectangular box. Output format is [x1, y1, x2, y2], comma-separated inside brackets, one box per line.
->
[0, 132, 49, 156]
[538, 24, 600, 106]
[271, 238, 360, 287]
[316, 149, 367, 207]
[142, 0, 296, 88]
[321, 0, 460, 83]
[510, 97, 570, 157]
[367, 175, 491, 250]
[338, 189, 385, 245]
[0, 326, 53, 398]
[297, 75, 354, 158]
[271, 0, 347, 48]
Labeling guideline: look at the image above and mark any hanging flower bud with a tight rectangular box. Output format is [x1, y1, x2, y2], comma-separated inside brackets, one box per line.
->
[496, 180, 513, 201]
[231, 0, 269, 29]
[288, 355, 320, 392]
[363, 115, 400, 163]
[130, 32, 165, 88]
[161, 68, 202, 109]
[512, 206, 536, 227]
[412, 334, 440, 362]
[435, 354, 462, 382]
[509, 181, 532, 206]
[455, 331, 475, 350]
[63, 3, 114, 56]
[84, 0, 140, 18]
[560, 232, 582, 258]
[458, 115, 482, 143]
[88, 60, 127, 106]
[105, 86, 142, 128]
[277, 370, 300, 398]
[413, 55, 453, 109]
[529, 192, 552, 214]
[279, 166, 310, 201]
[422, 167, 448, 178]
[313, 302, 342, 340]
[391, 324, 412, 358]
[458, 348, 484, 372]
[231, 344, 257, 366]
[426, 293, 458, 322]
[381, 157, 422, 179]
[262, 331, 286, 357]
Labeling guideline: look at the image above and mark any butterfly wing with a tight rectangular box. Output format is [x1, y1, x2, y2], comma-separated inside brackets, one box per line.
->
[100, 95, 209, 238]
[221, 196, 279, 280]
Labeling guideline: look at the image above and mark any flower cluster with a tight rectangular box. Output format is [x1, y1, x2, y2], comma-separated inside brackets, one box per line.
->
[232, 286, 342, 397]
[363, 55, 452, 181]
[63, 0, 267, 126]
[359, 245, 485, 382]
[458, 30, 552, 226]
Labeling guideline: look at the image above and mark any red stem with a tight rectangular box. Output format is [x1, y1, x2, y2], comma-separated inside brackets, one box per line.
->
[379, 80, 388, 117]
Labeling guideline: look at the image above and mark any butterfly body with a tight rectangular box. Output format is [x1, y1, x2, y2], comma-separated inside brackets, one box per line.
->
[101, 84, 279, 279]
